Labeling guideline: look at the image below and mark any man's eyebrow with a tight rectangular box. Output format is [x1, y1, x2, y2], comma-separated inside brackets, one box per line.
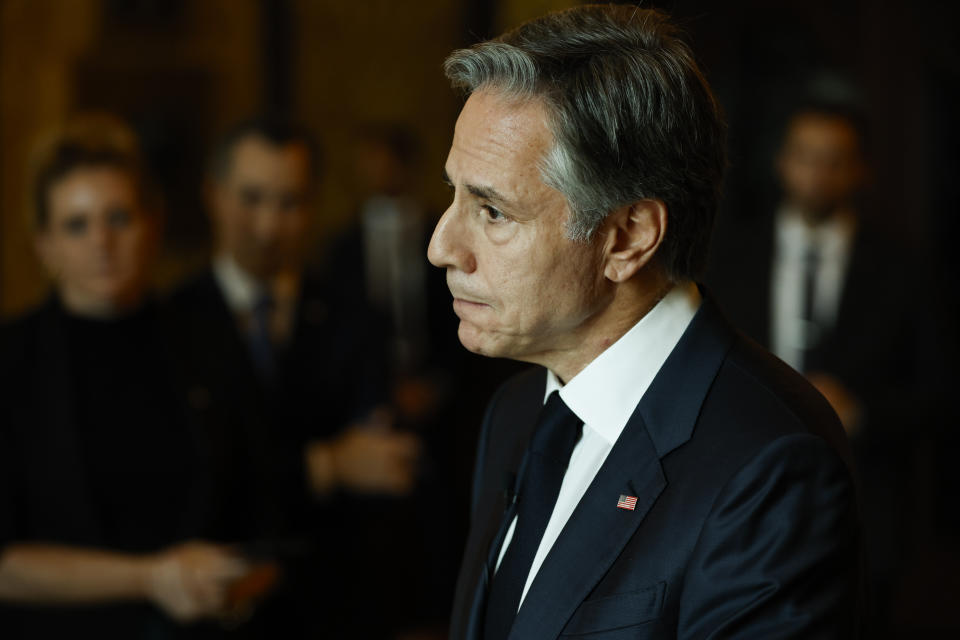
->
[465, 183, 509, 205]
[441, 168, 511, 206]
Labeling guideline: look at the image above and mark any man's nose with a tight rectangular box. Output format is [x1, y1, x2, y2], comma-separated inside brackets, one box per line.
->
[427, 205, 475, 273]
[90, 221, 115, 252]
[252, 204, 282, 244]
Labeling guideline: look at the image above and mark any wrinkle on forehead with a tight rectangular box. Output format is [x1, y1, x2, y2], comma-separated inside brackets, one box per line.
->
[448, 90, 555, 203]
[463, 91, 549, 146]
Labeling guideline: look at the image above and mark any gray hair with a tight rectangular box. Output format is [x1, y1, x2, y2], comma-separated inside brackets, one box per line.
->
[444, 5, 726, 281]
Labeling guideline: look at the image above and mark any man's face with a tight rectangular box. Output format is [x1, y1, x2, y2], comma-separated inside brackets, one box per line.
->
[427, 90, 609, 364]
[210, 135, 313, 280]
[777, 113, 865, 220]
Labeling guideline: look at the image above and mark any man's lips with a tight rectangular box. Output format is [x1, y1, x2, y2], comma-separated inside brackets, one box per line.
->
[447, 286, 487, 305]
[452, 297, 490, 315]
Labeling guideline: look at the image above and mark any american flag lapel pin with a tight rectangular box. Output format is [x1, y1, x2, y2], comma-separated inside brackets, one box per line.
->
[617, 494, 638, 511]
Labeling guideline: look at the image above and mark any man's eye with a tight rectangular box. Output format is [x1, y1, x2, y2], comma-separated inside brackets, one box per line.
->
[482, 205, 505, 222]
[63, 215, 88, 235]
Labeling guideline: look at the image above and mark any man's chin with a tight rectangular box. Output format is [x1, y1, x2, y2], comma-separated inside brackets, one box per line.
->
[457, 322, 500, 358]
[457, 321, 525, 361]
[239, 255, 283, 281]
[796, 201, 840, 223]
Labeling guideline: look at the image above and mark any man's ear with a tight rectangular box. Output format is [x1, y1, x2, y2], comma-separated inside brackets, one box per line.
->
[602, 199, 667, 283]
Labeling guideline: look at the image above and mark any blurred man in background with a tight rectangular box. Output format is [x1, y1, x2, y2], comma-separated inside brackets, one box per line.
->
[708, 101, 927, 636]
[166, 117, 420, 636]
[347, 124, 432, 375]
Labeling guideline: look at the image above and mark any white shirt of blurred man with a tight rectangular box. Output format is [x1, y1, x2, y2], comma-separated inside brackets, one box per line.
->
[772, 110, 867, 433]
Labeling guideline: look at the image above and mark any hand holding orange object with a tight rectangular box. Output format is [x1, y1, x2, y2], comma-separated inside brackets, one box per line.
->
[222, 562, 281, 627]
[145, 542, 248, 623]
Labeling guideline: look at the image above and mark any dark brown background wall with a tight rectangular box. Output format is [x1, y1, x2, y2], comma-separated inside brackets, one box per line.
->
[2, 0, 958, 326]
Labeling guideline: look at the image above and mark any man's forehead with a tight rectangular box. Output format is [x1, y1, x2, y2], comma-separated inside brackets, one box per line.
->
[459, 91, 548, 137]
[447, 90, 551, 178]
[787, 114, 859, 147]
[228, 136, 311, 184]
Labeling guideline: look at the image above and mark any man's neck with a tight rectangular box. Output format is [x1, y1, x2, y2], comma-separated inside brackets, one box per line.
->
[785, 201, 857, 229]
[537, 273, 676, 384]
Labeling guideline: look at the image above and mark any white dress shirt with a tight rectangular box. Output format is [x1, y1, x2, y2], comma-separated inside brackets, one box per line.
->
[495, 282, 702, 608]
[770, 208, 855, 371]
[360, 195, 429, 369]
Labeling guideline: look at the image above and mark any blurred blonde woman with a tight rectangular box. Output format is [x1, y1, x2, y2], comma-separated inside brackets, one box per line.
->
[0, 114, 251, 637]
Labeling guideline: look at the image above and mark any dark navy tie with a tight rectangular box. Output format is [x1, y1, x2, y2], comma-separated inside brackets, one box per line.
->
[483, 390, 582, 640]
[248, 292, 277, 382]
[801, 244, 822, 372]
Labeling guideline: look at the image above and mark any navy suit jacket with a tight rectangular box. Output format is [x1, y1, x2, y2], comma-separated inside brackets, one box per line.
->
[450, 296, 861, 639]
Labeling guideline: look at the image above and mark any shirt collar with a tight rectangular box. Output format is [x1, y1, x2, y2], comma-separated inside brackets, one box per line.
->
[776, 206, 856, 259]
[544, 282, 702, 445]
[213, 254, 266, 314]
[212, 254, 303, 315]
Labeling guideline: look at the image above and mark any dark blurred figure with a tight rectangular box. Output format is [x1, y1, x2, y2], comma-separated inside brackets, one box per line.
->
[0, 114, 252, 637]
[350, 124, 432, 375]
[322, 124, 527, 638]
[707, 101, 928, 636]
[326, 124, 463, 638]
[165, 117, 421, 637]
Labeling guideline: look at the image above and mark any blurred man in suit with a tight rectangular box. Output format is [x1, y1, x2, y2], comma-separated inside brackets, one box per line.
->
[708, 101, 926, 634]
[708, 101, 919, 434]
[166, 118, 420, 636]
[429, 6, 861, 639]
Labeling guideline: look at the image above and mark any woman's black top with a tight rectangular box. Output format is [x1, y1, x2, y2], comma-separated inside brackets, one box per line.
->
[68, 301, 196, 550]
[0, 297, 211, 638]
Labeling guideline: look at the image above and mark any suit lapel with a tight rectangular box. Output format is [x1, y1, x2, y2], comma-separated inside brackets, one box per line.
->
[508, 413, 665, 640]
[457, 488, 514, 640]
[507, 295, 735, 639]
[191, 270, 271, 415]
[452, 370, 546, 640]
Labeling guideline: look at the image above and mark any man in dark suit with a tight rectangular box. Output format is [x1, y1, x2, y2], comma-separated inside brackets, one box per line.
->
[707, 101, 922, 437]
[166, 118, 420, 635]
[707, 102, 926, 633]
[428, 6, 861, 639]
